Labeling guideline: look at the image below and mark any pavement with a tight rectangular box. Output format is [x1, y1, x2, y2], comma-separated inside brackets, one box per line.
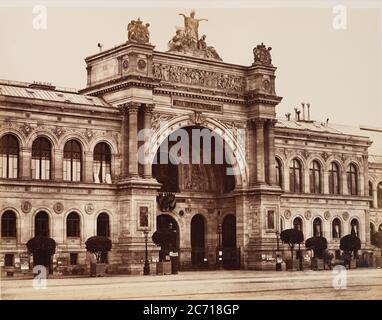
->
[1, 269, 382, 300]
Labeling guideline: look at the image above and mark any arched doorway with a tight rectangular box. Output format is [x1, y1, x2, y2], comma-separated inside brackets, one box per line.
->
[221, 214, 239, 269]
[156, 214, 179, 261]
[191, 214, 205, 267]
[33, 211, 53, 273]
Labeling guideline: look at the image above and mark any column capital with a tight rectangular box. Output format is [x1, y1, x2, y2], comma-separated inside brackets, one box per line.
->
[253, 118, 266, 127]
[119, 102, 140, 114]
[143, 103, 155, 114]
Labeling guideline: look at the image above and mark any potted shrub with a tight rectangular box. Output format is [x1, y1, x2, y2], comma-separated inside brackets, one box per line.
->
[340, 234, 361, 269]
[371, 231, 382, 267]
[26, 236, 56, 274]
[152, 228, 175, 275]
[280, 229, 304, 271]
[85, 236, 112, 277]
[305, 236, 327, 270]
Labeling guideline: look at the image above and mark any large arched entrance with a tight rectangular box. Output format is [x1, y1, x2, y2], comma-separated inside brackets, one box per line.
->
[191, 214, 206, 267]
[152, 124, 243, 270]
[221, 214, 239, 269]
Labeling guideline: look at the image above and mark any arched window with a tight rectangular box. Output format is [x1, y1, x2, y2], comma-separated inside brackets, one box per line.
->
[332, 218, 341, 239]
[1, 211, 16, 237]
[35, 211, 49, 237]
[66, 212, 80, 237]
[293, 217, 303, 232]
[289, 158, 302, 193]
[97, 213, 110, 237]
[32, 137, 51, 180]
[0, 134, 19, 179]
[378, 182, 382, 208]
[275, 158, 282, 188]
[350, 219, 359, 237]
[347, 163, 358, 195]
[93, 143, 111, 183]
[313, 217, 322, 237]
[309, 160, 322, 194]
[329, 162, 340, 194]
[63, 140, 82, 182]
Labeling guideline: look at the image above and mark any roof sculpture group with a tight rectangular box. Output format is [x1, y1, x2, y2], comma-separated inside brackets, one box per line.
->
[127, 11, 272, 65]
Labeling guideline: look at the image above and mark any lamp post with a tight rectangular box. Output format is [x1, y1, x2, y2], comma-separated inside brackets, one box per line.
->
[276, 230, 280, 251]
[143, 230, 150, 275]
[217, 223, 223, 270]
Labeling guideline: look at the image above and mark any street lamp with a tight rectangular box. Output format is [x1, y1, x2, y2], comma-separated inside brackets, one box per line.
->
[217, 223, 223, 270]
[143, 230, 150, 275]
[276, 230, 280, 251]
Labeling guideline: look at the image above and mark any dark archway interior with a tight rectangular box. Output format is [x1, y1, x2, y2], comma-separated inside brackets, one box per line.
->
[152, 126, 236, 193]
[191, 214, 205, 266]
[222, 214, 236, 248]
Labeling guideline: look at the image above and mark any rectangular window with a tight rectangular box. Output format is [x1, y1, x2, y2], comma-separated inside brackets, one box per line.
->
[5, 254, 14, 267]
[0, 154, 6, 178]
[70, 253, 78, 265]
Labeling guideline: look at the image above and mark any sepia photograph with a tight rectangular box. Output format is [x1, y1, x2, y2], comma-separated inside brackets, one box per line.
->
[0, 0, 381, 313]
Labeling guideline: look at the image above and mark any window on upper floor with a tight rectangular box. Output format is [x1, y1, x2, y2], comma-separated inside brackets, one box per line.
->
[275, 158, 282, 189]
[329, 162, 340, 195]
[32, 137, 51, 180]
[93, 142, 112, 183]
[347, 163, 358, 195]
[289, 158, 302, 193]
[0, 134, 19, 179]
[309, 160, 322, 194]
[63, 140, 82, 182]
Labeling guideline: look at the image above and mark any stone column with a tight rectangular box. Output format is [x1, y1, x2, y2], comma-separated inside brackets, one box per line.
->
[373, 188, 378, 209]
[128, 103, 140, 177]
[20, 147, 31, 179]
[267, 119, 277, 186]
[254, 119, 265, 184]
[247, 121, 256, 186]
[84, 151, 93, 183]
[342, 171, 348, 195]
[121, 106, 129, 178]
[54, 150, 63, 181]
[142, 104, 154, 178]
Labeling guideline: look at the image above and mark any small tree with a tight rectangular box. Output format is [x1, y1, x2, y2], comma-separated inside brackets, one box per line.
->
[85, 236, 112, 263]
[340, 234, 361, 259]
[26, 236, 56, 256]
[280, 229, 304, 262]
[305, 236, 327, 259]
[152, 228, 176, 261]
[26, 237, 56, 268]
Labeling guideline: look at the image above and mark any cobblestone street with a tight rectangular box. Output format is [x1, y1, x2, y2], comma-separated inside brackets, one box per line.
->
[2, 269, 382, 300]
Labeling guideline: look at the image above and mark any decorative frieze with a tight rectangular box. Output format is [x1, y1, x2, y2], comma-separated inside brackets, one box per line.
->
[152, 63, 246, 92]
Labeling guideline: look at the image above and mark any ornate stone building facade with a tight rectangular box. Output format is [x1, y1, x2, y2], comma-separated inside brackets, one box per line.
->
[1, 14, 382, 274]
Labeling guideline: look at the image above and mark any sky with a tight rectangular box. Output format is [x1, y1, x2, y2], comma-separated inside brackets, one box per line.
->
[0, 1, 381, 128]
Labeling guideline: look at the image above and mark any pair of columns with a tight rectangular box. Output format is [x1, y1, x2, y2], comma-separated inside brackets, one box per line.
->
[121, 102, 154, 179]
[252, 118, 277, 186]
